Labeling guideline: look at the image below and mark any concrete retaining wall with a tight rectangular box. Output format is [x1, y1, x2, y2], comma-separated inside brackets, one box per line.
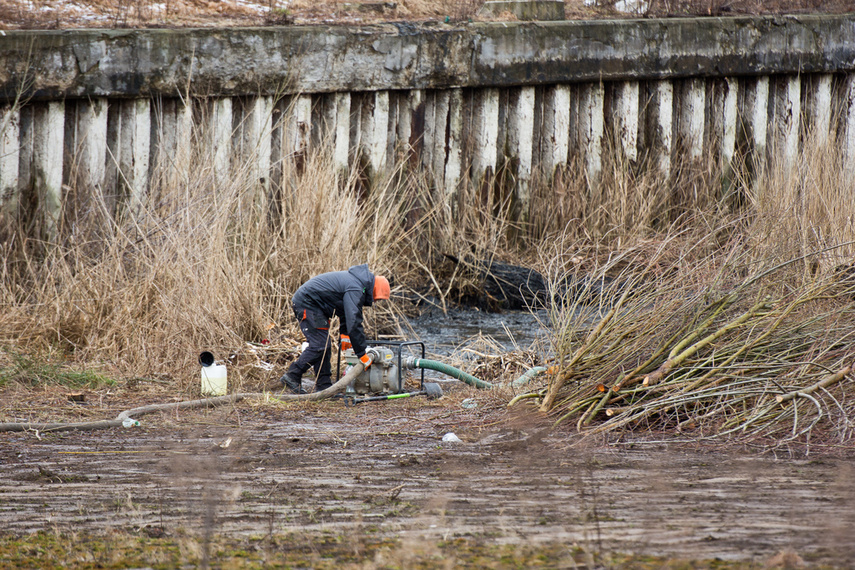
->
[2, 15, 855, 234]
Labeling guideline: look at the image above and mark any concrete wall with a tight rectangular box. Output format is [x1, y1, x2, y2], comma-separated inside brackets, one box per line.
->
[1, 15, 855, 233]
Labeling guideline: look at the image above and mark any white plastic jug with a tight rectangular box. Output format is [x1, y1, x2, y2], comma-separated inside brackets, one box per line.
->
[201, 363, 227, 396]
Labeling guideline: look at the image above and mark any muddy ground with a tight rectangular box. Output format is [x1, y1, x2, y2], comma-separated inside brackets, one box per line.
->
[2, 379, 855, 569]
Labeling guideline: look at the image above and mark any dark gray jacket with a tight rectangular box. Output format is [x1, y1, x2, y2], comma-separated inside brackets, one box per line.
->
[292, 264, 376, 357]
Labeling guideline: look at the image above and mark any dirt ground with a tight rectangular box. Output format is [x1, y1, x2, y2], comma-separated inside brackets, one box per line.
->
[2, 380, 855, 569]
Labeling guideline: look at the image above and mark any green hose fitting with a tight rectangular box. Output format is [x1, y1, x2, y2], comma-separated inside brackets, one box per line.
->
[406, 357, 493, 390]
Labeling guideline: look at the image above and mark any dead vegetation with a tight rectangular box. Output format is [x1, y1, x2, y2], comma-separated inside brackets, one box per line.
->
[506, 129, 855, 449]
[1, 74, 854, 449]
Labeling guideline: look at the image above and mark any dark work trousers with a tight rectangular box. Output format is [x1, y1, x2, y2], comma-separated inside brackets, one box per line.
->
[285, 306, 333, 391]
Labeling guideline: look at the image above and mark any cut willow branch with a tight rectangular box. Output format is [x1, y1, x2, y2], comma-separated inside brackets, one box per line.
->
[776, 364, 853, 403]
[643, 299, 771, 387]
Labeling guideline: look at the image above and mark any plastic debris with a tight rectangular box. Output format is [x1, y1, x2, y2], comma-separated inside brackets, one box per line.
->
[442, 432, 462, 443]
[121, 418, 140, 428]
[461, 398, 477, 409]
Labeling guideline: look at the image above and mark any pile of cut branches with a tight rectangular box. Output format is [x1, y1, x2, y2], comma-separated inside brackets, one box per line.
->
[515, 239, 855, 447]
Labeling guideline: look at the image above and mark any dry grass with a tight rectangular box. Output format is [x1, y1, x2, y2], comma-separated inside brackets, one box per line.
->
[2, 90, 855, 445]
[0, 102, 416, 392]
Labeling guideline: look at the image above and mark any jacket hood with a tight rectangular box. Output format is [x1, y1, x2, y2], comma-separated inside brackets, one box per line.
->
[347, 264, 375, 305]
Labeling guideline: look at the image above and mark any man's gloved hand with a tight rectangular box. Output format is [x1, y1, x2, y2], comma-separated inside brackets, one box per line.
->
[360, 348, 379, 369]
[340, 335, 352, 351]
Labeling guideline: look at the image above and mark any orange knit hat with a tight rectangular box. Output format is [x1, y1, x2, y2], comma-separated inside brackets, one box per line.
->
[373, 276, 390, 300]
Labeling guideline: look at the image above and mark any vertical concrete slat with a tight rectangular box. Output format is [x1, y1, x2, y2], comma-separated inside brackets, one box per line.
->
[509, 87, 535, 221]
[251, 96, 273, 188]
[369, 91, 390, 176]
[720, 78, 738, 175]
[680, 78, 706, 160]
[543, 85, 570, 175]
[552, 85, 571, 171]
[333, 92, 352, 177]
[212, 97, 233, 184]
[615, 80, 639, 163]
[0, 105, 20, 215]
[844, 73, 855, 178]
[421, 91, 436, 178]
[78, 98, 109, 194]
[653, 80, 674, 177]
[430, 90, 449, 188]
[34, 102, 65, 237]
[396, 89, 419, 161]
[127, 98, 151, 213]
[444, 88, 464, 207]
[782, 75, 801, 171]
[287, 94, 312, 173]
[472, 88, 500, 184]
[748, 76, 770, 172]
[811, 74, 833, 148]
[580, 82, 605, 188]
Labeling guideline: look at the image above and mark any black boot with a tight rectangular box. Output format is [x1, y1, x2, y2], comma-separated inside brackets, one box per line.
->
[281, 373, 307, 394]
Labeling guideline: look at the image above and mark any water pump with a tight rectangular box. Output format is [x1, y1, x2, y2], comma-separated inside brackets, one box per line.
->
[338, 341, 444, 405]
[343, 345, 401, 394]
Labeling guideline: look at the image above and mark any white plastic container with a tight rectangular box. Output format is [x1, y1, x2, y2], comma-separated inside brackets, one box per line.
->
[201, 363, 228, 396]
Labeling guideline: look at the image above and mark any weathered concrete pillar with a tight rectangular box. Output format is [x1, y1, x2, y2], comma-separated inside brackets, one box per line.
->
[127, 99, 151, 212]
[333, 92, 351, 176]
[472, 88, 500, 184]
[427, 91, 450, 188]
[810, 74, 833, 148]
[34, 102, 64, 236]
[579, 82, 605, 188]
[246, 96, 273, 187]
[286, 94, 312, 172]
[543, 85, 570, 175]
[421, 92, 437, 180]
[509, 86, 535, 220]
[211, 97, 232, 184]
[444, 88, 464, 205]
[651, 80, 673, 177]
[745, 76, 770, 173]
[0, 105, 20, 216]
[718, 78, 738, 176]
[614, 81, 639, 163]
[396, 89, 421, 163]
[367, 91, 390, 176]
[844, 73, 855, 178]
[76, 99, 109, 193]
[771, 76, 800, 171]
[679, 78, 706, 160]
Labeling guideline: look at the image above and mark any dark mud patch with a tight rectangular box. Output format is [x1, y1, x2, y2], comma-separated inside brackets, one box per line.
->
[2, 395, 854, 568]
